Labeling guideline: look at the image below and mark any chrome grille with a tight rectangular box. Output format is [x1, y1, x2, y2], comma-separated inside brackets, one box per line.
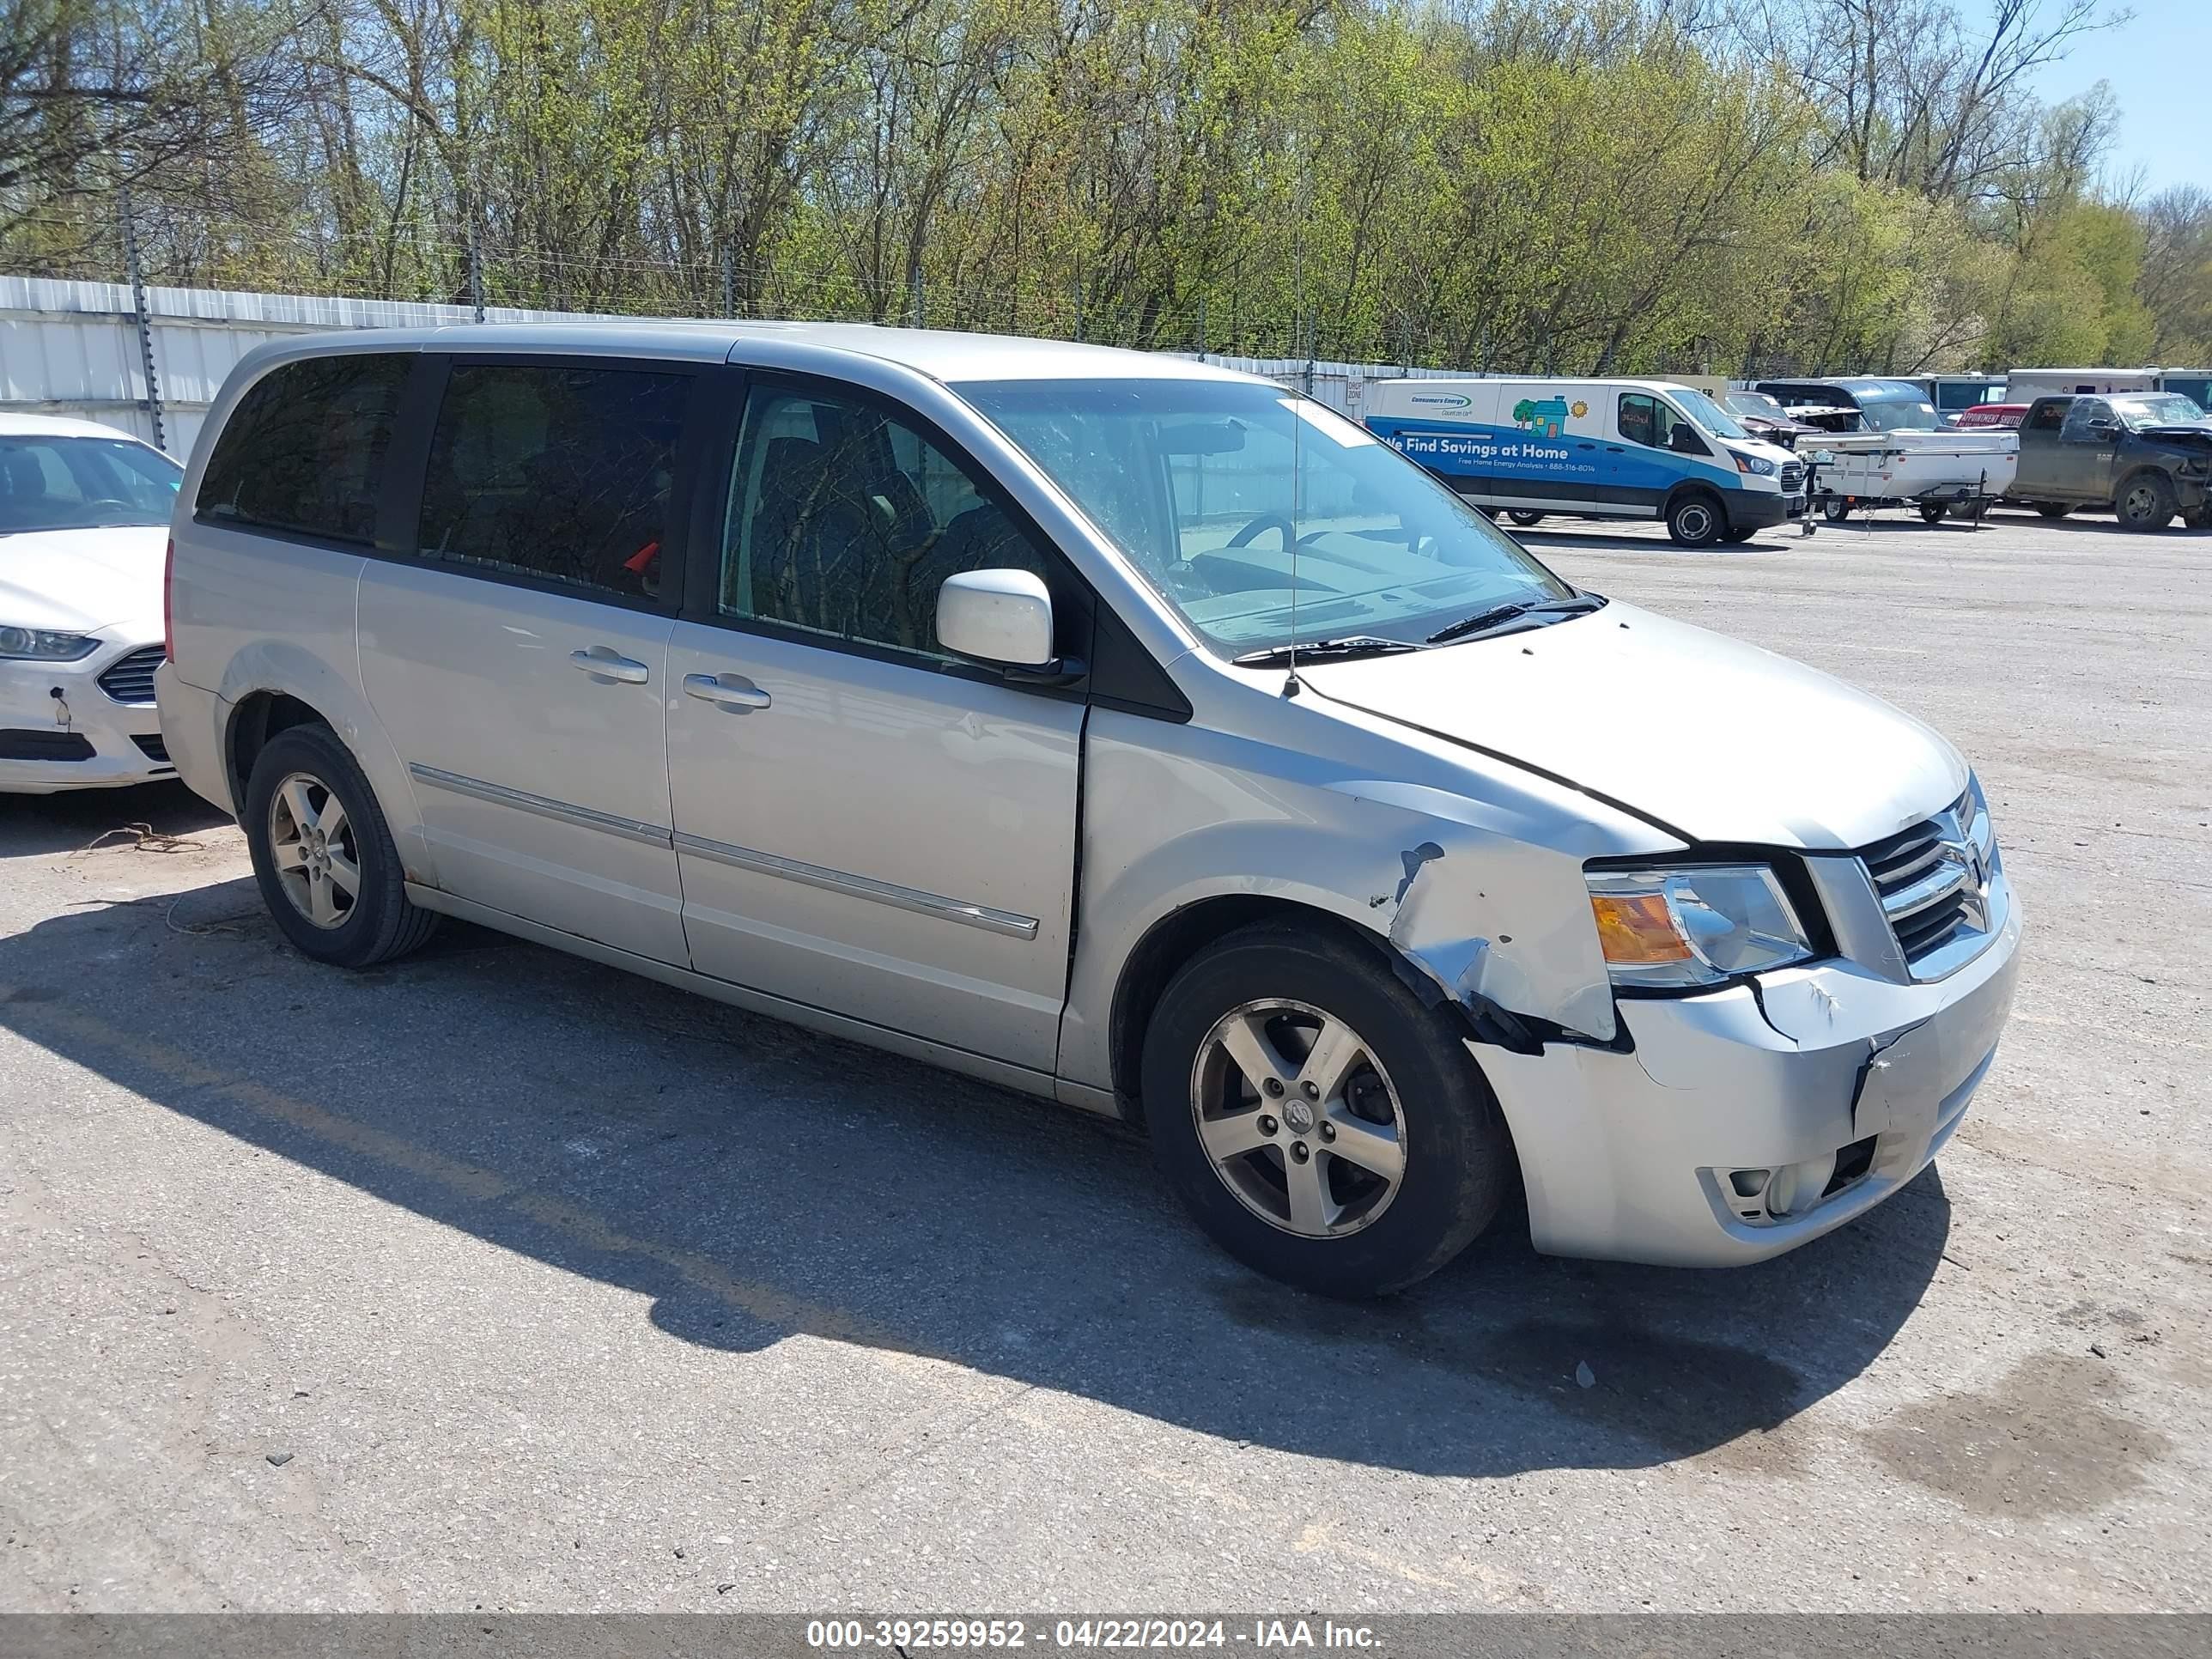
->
[1861, 789, 1997, 976]
[97, 646, 164, 706]
[1780, 461, 1807, 491]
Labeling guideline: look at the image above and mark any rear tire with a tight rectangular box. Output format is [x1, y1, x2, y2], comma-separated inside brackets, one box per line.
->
[2115, 471, 2177, 532]
[1917, 502, 1948, 524]
[242, 724, 439, 969]
[2034, 503, 2075, 520]
[1140, 923, 1511, 1298]
[1822, 498, 1853, 522]
[1505, 510, 1546, 527]
[1665, 491, 1725, 547]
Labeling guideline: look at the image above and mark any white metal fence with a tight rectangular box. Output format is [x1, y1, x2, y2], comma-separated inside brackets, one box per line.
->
[0, 275, 1486, 459]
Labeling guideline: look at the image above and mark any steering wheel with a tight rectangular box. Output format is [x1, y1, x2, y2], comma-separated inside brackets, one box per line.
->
[1224, 512, 1298, 550]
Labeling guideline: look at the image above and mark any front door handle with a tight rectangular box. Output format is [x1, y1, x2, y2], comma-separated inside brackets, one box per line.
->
[570, 647, 651, 684]
[683, 672, 772, 712]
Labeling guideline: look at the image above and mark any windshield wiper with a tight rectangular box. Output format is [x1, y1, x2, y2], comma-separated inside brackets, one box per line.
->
[1231, 635, 1421, 668]
[1425, 592, 1604, 646]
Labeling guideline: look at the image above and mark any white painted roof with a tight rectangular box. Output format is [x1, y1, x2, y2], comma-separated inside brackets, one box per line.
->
[0, 410, 155, 441]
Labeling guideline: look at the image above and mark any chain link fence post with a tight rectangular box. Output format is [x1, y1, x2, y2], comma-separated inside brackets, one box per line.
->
[117, 186, 166, 453]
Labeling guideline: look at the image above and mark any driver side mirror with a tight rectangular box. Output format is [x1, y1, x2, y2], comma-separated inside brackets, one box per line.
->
[938, 568, 1077, 683]
[1668, 426, 1709, 455]
[2087, 418, 2122, 440]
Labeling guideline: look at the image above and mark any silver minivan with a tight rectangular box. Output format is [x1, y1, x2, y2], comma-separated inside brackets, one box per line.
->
[157, 324, 2021, 1297]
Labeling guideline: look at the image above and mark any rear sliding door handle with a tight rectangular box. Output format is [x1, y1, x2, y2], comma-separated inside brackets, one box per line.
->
[683, 672, 772, 712]
[570, 647, 651, 684]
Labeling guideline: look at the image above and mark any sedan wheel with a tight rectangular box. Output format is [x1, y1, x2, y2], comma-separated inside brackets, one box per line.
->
[268, 771, 361, 929]
[1191, 999, 1407, 1238]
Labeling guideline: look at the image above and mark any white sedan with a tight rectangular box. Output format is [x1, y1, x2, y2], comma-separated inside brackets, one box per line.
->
[2, 413, 183, 793]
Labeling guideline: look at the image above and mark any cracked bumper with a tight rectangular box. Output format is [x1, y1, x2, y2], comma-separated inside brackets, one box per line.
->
[1476, 895, 2023, 1266]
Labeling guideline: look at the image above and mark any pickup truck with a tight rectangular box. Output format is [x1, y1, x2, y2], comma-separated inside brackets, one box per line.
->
[2004, 392, 2212, 531]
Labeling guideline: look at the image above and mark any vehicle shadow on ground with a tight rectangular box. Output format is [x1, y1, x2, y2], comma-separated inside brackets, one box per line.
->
[1510, 528, 1807, 555]
[0, 780, 231, 860]
[0, 871, 1951, 1480]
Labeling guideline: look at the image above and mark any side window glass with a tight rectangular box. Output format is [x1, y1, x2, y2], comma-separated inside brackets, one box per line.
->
[2059, 398, 2112, 442]
[1653, 401, 1707, 454]
[197, 354, 411, 543]
[1618, 393, 1657, 448]
[2025, 402, 2065, 434]
[418, 364, 686, 599]
[720, 386, 1048, 659]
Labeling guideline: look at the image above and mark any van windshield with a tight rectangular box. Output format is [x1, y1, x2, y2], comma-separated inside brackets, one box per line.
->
[1856, 396, 1942, 432]
[1670, 388, 1748, 440]
[957, 378, 1572, 656]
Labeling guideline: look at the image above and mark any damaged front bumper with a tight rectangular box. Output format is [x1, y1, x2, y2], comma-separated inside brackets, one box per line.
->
[1474, 881, 2022, 1267]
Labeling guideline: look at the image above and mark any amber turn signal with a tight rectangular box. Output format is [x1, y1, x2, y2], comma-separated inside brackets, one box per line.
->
[1589, 892, 1692, 963]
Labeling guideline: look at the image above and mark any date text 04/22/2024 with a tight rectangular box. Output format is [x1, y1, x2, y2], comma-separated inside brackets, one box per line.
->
[803, 1619, 1382, 1650]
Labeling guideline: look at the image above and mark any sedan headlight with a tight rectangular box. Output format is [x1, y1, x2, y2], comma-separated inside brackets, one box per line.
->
[0, 625, 99, 661]
[1729, 449, 1778, 477]
[1587, 864, 1814, 989]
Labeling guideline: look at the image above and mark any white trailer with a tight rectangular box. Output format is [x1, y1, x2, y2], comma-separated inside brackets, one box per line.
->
[1806, 428, 2020, 522]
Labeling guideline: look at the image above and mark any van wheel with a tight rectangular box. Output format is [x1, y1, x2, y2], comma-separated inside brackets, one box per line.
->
[1140, 923, 1511, 1298]
[2115, 471, 2177, 532]
[243, 724, 439, 968]
[2034, 503, 2074, 519]
[1505, 510, 1546, 527]
[1666, 492, 1725, 546]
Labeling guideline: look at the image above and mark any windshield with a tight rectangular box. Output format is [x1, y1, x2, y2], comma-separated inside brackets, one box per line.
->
[2112, 393, 2208, 428]
[1855, 396, 1942, 433]
[1725, 392, 1788, 422]
[1670, 387, 1748, 440]
[0, 435, 180, 534]
[957, 379, 1572, 656]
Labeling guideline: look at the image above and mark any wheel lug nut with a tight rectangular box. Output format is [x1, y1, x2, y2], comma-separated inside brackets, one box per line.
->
[1301, 1080, 1320, 1100]
[1289, 1141, 1310, 1164]
[1256, 1115, 1278, 1137]
[1320, 1122, 1336, 1142]
[1262, 1077, 1284, 1097]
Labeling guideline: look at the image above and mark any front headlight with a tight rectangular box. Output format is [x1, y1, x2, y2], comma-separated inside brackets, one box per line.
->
[1587, 864, 1814, 989]
[1729, 449, 1778, 477]
[0, 625, 99, 661]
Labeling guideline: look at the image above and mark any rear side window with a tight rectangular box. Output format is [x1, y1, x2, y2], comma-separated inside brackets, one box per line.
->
[417, 363, 686, 600]
[197, 354, 411, 543]
[2023, 402, 2066, 434]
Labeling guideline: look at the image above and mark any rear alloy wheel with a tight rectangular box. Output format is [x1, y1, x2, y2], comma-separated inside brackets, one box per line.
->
[1505, 510, 1547, 527]
[1142, 924, 1511, 1297]
[243, 723, 440, 968]
[1666, 492, 1724, 546]
[2116, 471, 2178, 532]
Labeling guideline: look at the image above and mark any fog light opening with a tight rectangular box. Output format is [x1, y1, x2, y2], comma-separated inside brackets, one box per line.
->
[1766, 1152, 1838, 1218]
[1729, 1169, 1771, 1200]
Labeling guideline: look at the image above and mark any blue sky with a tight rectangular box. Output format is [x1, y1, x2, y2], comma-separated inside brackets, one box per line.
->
[2014, 0, 2209, 197]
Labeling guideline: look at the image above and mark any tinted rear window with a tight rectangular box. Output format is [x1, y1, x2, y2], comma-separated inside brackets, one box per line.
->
[196, 354, 412, 543]
[416, 363, 687, 600]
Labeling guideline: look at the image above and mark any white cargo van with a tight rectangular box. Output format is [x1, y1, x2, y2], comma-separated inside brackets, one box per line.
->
[1364, 378, 1807, 545]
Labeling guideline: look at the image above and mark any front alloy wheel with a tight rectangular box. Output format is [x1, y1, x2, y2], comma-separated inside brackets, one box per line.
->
[1192, 999, 1407, 1237]
[267, 771, 361, 928]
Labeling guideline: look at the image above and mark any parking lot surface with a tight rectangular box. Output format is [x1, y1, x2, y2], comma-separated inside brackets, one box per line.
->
[2, 508, 2207, 1613]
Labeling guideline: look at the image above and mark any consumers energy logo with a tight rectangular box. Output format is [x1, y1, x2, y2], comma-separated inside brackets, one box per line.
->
[1407, 392, 1473, 408]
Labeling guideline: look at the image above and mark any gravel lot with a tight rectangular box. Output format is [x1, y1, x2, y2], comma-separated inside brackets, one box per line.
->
[2, 507, 2206, 1613]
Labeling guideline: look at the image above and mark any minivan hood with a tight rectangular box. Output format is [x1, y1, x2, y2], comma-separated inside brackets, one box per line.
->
[1299, 601, 1966, 850]
[0, 525, 167, 634]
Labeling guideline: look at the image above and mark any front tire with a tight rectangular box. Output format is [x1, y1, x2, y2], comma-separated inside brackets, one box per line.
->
[2116, 471, 2178, 532]
[1666, 491, 1725, 546]
[1140, 924, 1512, 1297]
[243, 723, 439, 968]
